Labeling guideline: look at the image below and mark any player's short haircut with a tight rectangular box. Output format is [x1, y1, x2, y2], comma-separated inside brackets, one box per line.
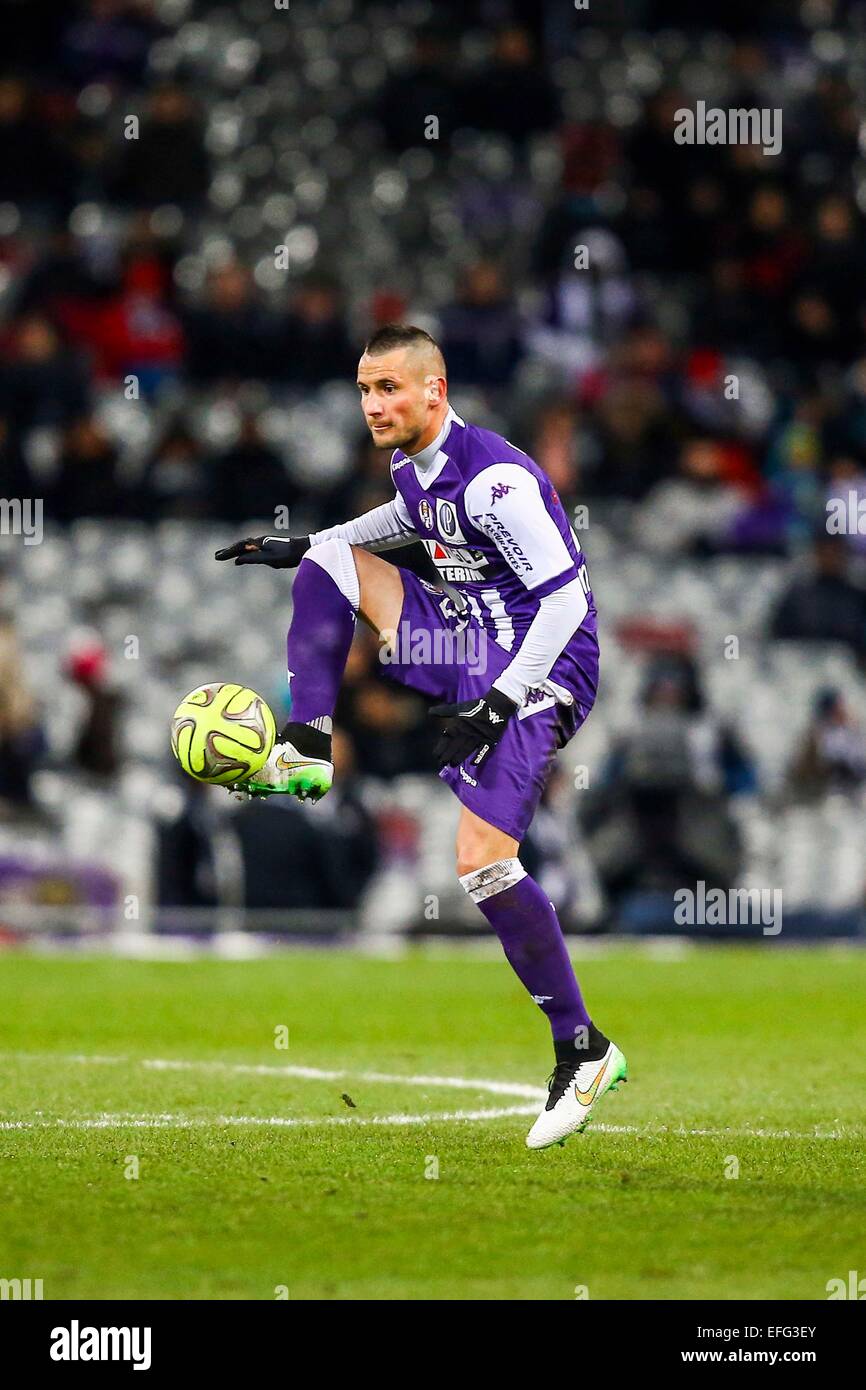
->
[363, 323, 446, 374]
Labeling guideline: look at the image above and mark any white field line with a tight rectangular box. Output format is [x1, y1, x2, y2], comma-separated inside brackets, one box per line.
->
[0, 1111, 857, 1140]
[0, 1105, 539, 1131]
[0, 1052, 546, 1100]
[0, 1052, 860, 1140]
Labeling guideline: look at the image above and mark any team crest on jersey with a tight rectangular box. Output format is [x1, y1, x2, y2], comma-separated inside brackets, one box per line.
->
[435, 498, 466, 543]
[418, 498, 434, 529]
[490, 482, 516, 502]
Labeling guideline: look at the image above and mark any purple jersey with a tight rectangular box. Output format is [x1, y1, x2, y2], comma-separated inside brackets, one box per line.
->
[389, 411, 598, 689]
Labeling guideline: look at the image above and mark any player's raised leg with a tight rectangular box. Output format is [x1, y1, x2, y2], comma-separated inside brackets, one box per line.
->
[455, 804, 627, 1149]
[242, 540, 403, 799]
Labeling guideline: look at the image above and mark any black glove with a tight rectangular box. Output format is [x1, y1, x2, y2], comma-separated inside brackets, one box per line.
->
[214, 536, 311, 567]
[429, 687, 518, 770]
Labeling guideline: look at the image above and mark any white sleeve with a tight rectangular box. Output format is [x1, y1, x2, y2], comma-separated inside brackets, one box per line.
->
[464, 462, 575, 591]
[309, 494, 416, 552]
[491, 575, 589, 706]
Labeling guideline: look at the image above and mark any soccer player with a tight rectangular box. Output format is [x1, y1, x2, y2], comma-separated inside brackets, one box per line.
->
[215, 324, 627, 1149]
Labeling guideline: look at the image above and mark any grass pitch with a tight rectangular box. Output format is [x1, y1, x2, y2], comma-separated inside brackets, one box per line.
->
[0, 945, 864, 1300]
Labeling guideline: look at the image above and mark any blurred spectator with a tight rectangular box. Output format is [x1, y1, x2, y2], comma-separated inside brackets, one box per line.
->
[532, 124, 623, 279]
[787, 688, 866, 805]
[111, 83, 208, 208]
[582, 327, 679, 500]
[0, 414, 34, 497]
[530, 397, 580, 505]
[826, 356, 866, 462]
[70, 230, 183, 390]
[765, 396, 825, 545]
[65, 631, 121, 779]
[0, 315, 89, 434]
[137, 420, 211, 521]
[771, 534, 866, 661]
[277, 275, 356, 386]
[377, 28, 460, 152]
[583, 655, 749, 916]
[624, 88, 697, 233]
[462, 27, 558, 144]
[736, 186, 807, 349]
[156, 776, 220, 910]
[440, 261, 524, 387]
[0, 605, 44, 813]
[529, 225, 638, 377]
[182, 262, 273, 384]
[693, 258, 762, 357]
[49, 416, 128, 522]
[806, 195, 866, 361]
[13, 228, 108, 320]
[0, 76, 65, 208]
[634, 438, 746, 554]
[788, 288, 847, 374]
[60, 0, 165, 89]
[212, 412, 297, 525]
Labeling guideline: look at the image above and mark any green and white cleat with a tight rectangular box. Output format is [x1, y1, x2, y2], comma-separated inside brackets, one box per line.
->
[228, 724, 333, 803]
[525, 1041, 628, 1151]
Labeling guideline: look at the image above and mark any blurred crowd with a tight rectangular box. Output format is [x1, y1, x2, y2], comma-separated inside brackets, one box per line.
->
[2, 2, 866, 548]
[2, 0, 866, 932]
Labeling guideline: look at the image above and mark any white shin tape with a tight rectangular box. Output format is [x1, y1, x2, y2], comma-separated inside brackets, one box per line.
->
[459, 857, 527, 903]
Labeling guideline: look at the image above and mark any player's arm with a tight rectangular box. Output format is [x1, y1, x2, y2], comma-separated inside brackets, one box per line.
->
[430, 463, 589, 768]
[215, 495, 416, 567]
[466, 463, 588, 704]
[309, 493, 417, 552]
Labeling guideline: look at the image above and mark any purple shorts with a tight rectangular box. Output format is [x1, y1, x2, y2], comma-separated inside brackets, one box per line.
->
[380, 572, 599, 841]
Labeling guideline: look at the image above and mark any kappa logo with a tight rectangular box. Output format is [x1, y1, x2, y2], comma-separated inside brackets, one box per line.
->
[418, 499, 434, 529]
[490, 482, 516, 503]
[517, 692, 556, 720]
[531, 994, 553, 1005]
[458, 765, 478, 787]
[487, 709, 503, 724]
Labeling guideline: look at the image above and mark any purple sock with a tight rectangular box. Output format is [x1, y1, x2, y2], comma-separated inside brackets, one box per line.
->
[460, 858, 591, 1044]
[285, 542, 357, 725]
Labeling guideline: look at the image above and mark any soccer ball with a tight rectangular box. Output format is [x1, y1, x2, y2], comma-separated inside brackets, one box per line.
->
[170, 683, 276, 785]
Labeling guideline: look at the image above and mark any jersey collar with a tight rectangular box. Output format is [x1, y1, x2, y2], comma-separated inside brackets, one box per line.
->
[403, 405, 464, 490]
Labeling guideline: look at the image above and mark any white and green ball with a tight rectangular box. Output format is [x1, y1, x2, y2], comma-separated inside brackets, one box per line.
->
[170, 683, 276, 785]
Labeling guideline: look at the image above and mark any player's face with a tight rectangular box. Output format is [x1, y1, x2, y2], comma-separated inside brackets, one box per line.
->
[357, 349, 432, 452]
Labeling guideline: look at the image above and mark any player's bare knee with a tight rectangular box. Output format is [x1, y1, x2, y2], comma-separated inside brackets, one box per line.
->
[456, 841, 508, 879]
[351, 544, 403, 635]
